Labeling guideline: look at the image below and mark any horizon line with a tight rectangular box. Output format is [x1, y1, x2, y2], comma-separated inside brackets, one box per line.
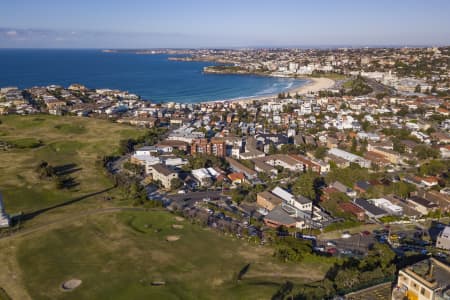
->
[0, 44, 449, 51]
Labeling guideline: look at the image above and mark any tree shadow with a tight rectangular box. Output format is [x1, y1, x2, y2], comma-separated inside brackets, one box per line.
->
[16, 186, 116, 223]
[271, 281, 293, 300]
[56, 176, 80, 189]
[237, 263, 251, 281]
[53, 163, 82, 176]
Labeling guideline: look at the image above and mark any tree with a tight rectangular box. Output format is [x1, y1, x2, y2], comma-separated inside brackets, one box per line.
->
[391, 182, 416, 198]
[35, 160, 56, 179]
[314, 146, 327, 160]
[414, 84, 421, 93]
[414, 145, 440, 160]
[431, 85, 437, 94]
[231, 187, 247, 204]
[362, 120, 370, 131]
[123, 161, 144, 175]
[119, 138, 138, 154]
[419, 159, 447, 176]
[170, 178, 183, 190]
[350, 136, 358, 154]
[129, 182, 147, 205]
[292, 171, 317, 200]
[393, 139, 406, 154]
[268, 143, 278, 155]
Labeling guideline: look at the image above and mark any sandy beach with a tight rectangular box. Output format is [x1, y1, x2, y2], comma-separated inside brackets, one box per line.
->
[288, 77, 335, 95]
[205, 76, 335, 105]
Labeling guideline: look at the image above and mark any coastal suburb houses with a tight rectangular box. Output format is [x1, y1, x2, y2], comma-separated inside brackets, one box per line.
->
[258, 186, 332, 230]
[191, 138, 226, 157]
[2, 46, 450, 300]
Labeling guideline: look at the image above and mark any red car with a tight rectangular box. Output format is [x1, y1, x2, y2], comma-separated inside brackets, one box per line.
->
[327, 248, 337, 255]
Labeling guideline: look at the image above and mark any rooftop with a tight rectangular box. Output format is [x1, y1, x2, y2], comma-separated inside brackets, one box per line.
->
[258, 191, 283, 206]
[151, 163, 176, 177]
[354, 198, 387, 217]
[404, 258, 450, 291]
[264, 206, 296, 226]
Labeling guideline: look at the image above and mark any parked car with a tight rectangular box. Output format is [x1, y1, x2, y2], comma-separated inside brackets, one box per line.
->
[327, 248, 337, 255]
[341, 233, 352, 239]
[313, 246, 325, 252]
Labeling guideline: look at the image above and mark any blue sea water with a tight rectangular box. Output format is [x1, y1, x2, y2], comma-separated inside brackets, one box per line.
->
[0, 49, 306, 103]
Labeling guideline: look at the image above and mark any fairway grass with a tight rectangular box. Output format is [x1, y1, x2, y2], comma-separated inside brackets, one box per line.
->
[0, 115, 334, 299]
[12, 210, 330, 300]
[0, 115, 144, 215]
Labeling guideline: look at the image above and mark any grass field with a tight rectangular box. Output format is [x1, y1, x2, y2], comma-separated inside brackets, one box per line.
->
[0, 115, 335, 299]
[3, 210, 332, 300]
[0, 115, 144, 216]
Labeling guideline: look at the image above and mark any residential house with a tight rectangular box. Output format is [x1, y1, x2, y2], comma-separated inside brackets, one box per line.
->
[354, 198, 388, 219]
[148, 164, 178, 189]
[226, 157, 257, 179]
[407, 196, 439, 215]
[368, 146, 401, 164]
[331, 181, 357, 198]
[191, 138, 226, 157]
[392, 258, 450, 300]
[264, 206, 297, 228]
[228, 172, 245, 185]
[257, 191, 283, 211]
[338, 202, 365, 221]
[271, 186, 313, 212]
[253, 159, 278, 177]
[156, 140, 189, 153]
[436, 226, 450, 251]
[368, 198, 403, 216]
[354, 180, 372, 194]
[327, 148, 371, 168]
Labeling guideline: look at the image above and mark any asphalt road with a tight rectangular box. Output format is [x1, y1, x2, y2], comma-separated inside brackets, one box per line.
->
[167, 191, 222, 203]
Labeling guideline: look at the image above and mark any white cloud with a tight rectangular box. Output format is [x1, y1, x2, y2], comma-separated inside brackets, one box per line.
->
[6, 30, 17, 37]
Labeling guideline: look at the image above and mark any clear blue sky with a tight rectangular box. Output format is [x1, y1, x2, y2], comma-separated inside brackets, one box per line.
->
[1, 0, 449, 48]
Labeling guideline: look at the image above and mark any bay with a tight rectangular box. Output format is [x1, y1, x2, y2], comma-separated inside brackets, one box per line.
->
[0, 49, 306, 103]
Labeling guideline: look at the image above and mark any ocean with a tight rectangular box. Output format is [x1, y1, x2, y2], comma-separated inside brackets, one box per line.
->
[0, 49, 306, 103]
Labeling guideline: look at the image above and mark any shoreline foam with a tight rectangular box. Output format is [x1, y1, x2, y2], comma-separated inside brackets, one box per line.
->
[202, 76, 335, 105]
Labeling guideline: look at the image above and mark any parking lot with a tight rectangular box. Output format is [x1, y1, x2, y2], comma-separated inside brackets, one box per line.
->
[316, 233, 376, 256]
[167, 191, 222, 203]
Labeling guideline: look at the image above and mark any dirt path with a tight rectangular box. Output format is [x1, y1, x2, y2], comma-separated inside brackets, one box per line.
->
[0, 207, 151, 242]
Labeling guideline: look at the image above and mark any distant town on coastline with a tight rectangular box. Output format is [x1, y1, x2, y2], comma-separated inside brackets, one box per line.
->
[2, 26, 450, 300]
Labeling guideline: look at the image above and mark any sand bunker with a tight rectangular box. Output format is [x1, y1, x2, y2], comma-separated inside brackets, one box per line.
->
[175, 216, 185, 222]
[172, 224, 184, 229]
[166, 235, 180, 242]
[61, 279, 82, 291]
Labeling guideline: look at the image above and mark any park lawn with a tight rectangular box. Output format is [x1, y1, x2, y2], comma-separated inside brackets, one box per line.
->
[12, 210, 333, 300]
[0, 115, 144, 215]
[342, 79, 355, 89]
[310, 72, 348, 80]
